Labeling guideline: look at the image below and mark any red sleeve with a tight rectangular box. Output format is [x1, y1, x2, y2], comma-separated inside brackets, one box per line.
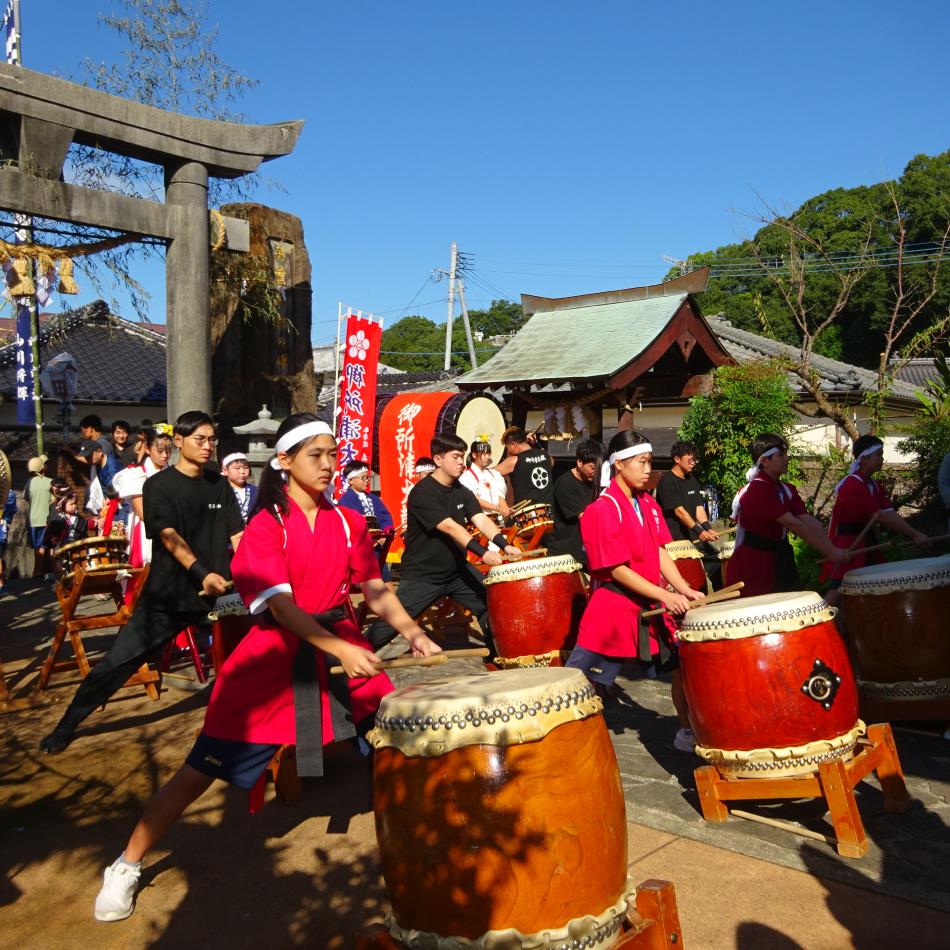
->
[786, 483, 807, 516]
[581, 498, 630, 572]
[873, 480, 894, 511]
[739, 479, 788, 529]
[834, 476, 877, 523]
[340, 507, 382, 584]
[232, 511, 292, 614]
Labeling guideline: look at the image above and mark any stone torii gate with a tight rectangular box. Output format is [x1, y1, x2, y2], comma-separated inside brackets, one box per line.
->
[0, 64, 303, 419]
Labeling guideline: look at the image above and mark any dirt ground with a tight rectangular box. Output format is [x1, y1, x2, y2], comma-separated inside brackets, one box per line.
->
[2, 584, 950, 949]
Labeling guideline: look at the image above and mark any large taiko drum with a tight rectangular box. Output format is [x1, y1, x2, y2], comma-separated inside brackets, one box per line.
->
[678, 592, 863, 778]
[840, 555, 950, 720]
[483, 554, 587, 666]
[374, 391, 506, 554]
[370, 668, 632, 949]
[664, 539, 708, 592]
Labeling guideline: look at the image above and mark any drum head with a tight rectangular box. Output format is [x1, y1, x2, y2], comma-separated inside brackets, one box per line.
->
[484, 553, 580, 585]
[442, 393, 506, 465]
[369, 667, 599, 756]
[841, 554, 950, 595]
[664, 540, 703, 559]
[0, 449, 10, 501]
[678, 591, 836, 642]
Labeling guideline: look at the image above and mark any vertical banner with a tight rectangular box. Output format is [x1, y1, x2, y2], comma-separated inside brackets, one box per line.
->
[336, 312, 382, 473]
[14, 302, 34, 424]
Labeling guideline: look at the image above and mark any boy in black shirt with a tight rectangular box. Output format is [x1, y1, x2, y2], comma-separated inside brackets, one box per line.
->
[547, 439, 602, 567]
[495, 428, 553, 505]
[367, 432, 520, 651]
[655, 440, 721, 585]
[40, 411, 244, 755]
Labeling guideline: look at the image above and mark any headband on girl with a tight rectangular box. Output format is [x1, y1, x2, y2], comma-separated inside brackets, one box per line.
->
[347, 466, 369, 481]
[732, 446, 782, 519]
[414, 462, 435, 473]
[153, 422, 174, 437]
[221, 452, 247, 470]
[600, 442, 653, 485]
[269, 421, 334, 470]
[834, 441, 883, 492]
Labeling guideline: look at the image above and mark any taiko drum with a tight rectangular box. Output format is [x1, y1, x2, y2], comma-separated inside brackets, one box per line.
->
[483, 554, 587, 664]
[678, 592, 862, 778]
[370, 668, 631, 949]
[664, 539, 708, 593]
[840, 555, 950, 721]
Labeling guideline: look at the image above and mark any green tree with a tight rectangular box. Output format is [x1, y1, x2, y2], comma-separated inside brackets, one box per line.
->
[678, 361, 797, 508]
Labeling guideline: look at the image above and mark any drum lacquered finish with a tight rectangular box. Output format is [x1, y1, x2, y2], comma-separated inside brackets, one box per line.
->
[54, 536, 131, 585]
[840, 555, 950, 720]
[370, 668, 630, 949]
[512, 502, 553, 539]
[664, 539, 707, 593]
[484, 555, 587, 665]
[679, 592, 862, 778]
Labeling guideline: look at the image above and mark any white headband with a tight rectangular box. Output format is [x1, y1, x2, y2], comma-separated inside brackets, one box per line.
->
[269, 421, 334, 470]
[600, 442, 652, 485]
[221, 452, 247, 470]
[732, 446, 782, 519]
[414, 463, 435, 473]
[835, 442, 883, 493]
[347, 467, 369, 481]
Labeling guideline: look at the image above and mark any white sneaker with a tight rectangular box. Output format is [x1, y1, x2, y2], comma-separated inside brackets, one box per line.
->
[673, 727, 697, 753]
[94, 857, 141, 921]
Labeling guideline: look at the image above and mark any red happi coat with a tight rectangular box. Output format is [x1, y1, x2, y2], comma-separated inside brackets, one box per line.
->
[821, 472, 894, 582]
[575, 480, 672, 657]
[202, 495, 393, 746]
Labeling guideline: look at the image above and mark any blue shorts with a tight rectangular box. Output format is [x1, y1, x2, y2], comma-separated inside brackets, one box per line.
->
[566, 646, 626, 686]
[185, 733, 281, 790]
[29, 527, 47, 549]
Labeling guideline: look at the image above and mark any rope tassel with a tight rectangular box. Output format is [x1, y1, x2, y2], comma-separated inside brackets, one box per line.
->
[6, 257, 35, 297]
[57, 257, 79, 295]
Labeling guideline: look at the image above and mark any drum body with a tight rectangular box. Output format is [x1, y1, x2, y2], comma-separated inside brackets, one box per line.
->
[513, 502, 553, 539]
[664, 539, 707, 592]
[484, 555, 587, 665]
[55, 536, 131, 585]
[371, 668, 630, 949]
[679, 592, 862, 778]
[840, 555, 950, 721]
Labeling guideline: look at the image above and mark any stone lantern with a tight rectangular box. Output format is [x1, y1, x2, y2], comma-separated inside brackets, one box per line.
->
[233, 404, 281, 485]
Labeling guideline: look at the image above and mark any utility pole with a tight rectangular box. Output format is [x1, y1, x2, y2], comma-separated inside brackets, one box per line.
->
[457, 278, 478, 369]
[443, 241, 458, 371]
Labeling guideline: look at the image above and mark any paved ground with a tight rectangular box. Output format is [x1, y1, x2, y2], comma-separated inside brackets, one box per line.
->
[2, 578, 949, 948]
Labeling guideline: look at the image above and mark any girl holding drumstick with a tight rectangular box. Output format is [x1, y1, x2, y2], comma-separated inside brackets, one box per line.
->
[93, 413, 440, 923]
[565, 430, 705, 753]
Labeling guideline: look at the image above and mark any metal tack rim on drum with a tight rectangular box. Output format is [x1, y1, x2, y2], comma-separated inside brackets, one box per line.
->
[387, 879, 636, 950]
[840, 555, 950, 596]
[368, 667, 602, 757]
[677, 591, 837, 642]
[482, 554, 581, 586]
[664, 539, 704, 560]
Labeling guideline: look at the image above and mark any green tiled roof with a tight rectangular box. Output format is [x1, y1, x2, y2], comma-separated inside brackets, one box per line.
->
[457, 293, 688, 387]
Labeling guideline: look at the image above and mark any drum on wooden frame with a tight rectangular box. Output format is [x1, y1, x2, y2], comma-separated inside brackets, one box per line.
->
[370, 667, 631, 949]
[678, 591, 862, 778]
[483, 554, 588, 666]
[840, 555, 950, 720]
[54, 536, 132, 585]
[663, 539, 708, 593]
[512, 502, 553, 539]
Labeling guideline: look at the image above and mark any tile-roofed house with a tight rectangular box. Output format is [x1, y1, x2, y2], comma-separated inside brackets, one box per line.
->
[0, 300, 168, 446]
[892, 357, 949, 390]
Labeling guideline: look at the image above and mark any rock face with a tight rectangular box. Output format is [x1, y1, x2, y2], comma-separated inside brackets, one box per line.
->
[210, 203, 317, 426]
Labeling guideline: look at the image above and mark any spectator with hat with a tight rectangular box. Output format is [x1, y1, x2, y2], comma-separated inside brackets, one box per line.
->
[220, 452, 257, 524]
[24, 455, 53, 579]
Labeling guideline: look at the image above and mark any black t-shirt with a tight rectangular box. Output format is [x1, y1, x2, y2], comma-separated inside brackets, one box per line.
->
[547, 469, 595, 565]
[401, 475, 482, 582]
[655, 471, 704, 541]
[143, 466, 244, 611]
[510, 449, 553, 505]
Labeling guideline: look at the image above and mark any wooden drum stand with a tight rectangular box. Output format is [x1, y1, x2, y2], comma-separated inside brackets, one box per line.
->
[355, 880, 684, 949]
[694, 722, 912, 858]
[36, 563, 157, 698]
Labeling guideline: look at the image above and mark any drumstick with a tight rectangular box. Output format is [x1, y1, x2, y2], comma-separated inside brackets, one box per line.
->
[503, 547, 548, 560]
[507, 499, 534, 516]
[843, 531, 950, 562]
[641, 582, 744, 618]
[845, 512, 879, 556]
[329, 647, 489, 676]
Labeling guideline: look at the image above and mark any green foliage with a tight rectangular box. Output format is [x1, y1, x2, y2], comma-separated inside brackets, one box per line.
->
[674, 150, 950, 370]
[678, 361, 797, 507]
[380, 300, 527, 373]
[790, 535, 824, 591]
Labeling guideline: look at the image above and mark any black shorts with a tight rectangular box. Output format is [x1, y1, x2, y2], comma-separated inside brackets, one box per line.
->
[186, 733, 281, 790]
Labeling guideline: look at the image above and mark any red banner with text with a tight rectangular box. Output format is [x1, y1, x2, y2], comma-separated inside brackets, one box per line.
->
[336, 313, 382, 476]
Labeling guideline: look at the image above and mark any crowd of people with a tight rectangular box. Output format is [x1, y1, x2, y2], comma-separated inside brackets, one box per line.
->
[2, 407, 938, 923]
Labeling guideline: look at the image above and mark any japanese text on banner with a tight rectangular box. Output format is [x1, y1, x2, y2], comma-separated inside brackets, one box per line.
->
[336, 314, 382, 474]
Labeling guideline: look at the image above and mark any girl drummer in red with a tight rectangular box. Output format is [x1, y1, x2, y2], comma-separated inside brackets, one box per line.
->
[93, 413, 441, 924]
[565, 430, 705, 752]
[728, 433, 846, 598]
[822, 434, 927, 596]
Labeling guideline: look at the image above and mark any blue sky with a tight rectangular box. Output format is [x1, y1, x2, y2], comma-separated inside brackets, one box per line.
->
[20, 1, 950, 346]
